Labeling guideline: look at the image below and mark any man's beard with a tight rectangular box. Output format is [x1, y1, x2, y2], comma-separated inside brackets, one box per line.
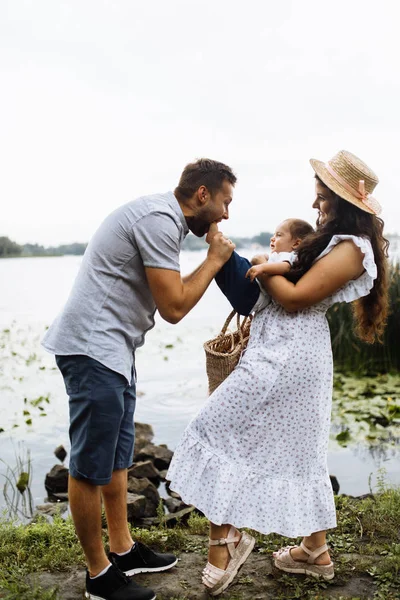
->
[185, 215, 211, 238]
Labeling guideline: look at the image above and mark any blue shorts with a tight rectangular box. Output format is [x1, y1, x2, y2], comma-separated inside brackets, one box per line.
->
[56, 354, 136, 485]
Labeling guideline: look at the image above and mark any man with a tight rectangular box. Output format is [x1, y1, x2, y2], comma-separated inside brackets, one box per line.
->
[42, 158, 236, 600]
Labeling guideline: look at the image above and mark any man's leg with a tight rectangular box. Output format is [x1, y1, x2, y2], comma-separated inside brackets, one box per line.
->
[68, 475, 109, 576]
[108, 376, 177, 576]
[102, 468, 133, 554]
[56, 355, 156, 600]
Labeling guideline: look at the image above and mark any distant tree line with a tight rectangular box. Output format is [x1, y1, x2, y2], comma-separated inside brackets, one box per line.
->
[0, 237, 23, 257]
[182, 231, 273, 251]
[23, 242, 87, 256]
[2, 232, 400, 258]
[0, 234, 273, 257]
[0, 237, 87, 258]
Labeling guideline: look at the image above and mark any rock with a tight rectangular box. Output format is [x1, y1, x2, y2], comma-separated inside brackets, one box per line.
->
[135, 422, 154, 442]
[47, 492, 69, 503]
[330, 475, 340, 495]
[356, 493, 374, 500]
[126, 493, 146, 521]
[169, 490, 181, 499]
[163, 497, 186, 514]
[158, 469, 168, 481]
[36, 502, 68, 517]
[342, 492, 374, 500]
[136, 444, 173, 470]
[45, 465, 69, 495]
[128, 461, 161, 485]
[127, 477, 160, 517]
[140, 506, 195, 528]
[160, 505, 196, 527]
[165, 480, 181, 499]
[139, 517, 158, 528]
[54, 445, 67, 462]
[134, 423, 154, 455]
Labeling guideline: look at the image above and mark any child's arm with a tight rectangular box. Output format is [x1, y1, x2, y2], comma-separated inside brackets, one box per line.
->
[246, 261, 291, 281]
[215, 251, 261, 316]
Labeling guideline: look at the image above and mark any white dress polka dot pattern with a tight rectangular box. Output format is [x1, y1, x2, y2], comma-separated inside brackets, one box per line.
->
[167, 236, 377, 537]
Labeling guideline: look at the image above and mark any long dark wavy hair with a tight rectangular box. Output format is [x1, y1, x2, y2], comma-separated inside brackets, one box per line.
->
[286, 175, 389, 343]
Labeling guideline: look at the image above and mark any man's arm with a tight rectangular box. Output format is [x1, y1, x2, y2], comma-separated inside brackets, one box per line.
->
[182, 261, 206, 284]
[145, 232, 235, 324]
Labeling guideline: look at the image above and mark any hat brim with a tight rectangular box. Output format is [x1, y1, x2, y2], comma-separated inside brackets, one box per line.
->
[310, 158, 375, 215]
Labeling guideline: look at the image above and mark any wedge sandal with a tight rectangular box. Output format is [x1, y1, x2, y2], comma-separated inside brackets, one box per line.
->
[273, 541, 334, 580]
[202, 527, 255, 596]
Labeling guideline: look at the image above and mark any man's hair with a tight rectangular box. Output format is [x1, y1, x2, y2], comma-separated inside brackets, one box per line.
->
[286, 218, 314, 240]
[175, 158, 237, 201]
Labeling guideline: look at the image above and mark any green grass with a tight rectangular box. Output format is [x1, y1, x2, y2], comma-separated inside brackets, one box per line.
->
[0, 570, 58, 600]
[0, 515, 84, 573]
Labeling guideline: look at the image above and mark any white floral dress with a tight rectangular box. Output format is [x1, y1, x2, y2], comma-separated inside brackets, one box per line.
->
[167, 235, 377, 537]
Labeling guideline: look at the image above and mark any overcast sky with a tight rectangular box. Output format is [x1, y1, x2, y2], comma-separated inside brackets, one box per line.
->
[1, 0, 400, 245]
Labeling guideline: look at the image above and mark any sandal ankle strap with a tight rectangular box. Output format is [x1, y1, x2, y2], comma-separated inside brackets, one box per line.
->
[209, 536, 240, 546]
[300, 541, 329, 564]
[209, 527, 241, 558]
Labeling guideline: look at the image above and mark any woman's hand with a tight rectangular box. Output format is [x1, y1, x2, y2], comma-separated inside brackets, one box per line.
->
[251, 253, 269, 265]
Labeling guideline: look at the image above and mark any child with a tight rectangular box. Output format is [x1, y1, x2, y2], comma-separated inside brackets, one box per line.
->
[246, 218, 313, 281]
[215, 218, 313, 314]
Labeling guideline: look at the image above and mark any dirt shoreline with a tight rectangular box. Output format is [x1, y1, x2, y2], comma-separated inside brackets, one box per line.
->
[2, 489, 399, 600]
[27, 539, 384, 600]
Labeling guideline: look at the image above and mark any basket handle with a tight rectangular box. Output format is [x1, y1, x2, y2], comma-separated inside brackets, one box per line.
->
[220, 309, 237, 335]
[237, 312, 252, 349]
[220, 310, 252, 350]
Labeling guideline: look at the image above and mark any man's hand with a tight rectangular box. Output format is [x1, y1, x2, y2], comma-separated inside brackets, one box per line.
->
[251, 253, 269, 266]
[205, 222, 219, 244]
[246, 264, 267, 282]
[207, 230, 235, 267]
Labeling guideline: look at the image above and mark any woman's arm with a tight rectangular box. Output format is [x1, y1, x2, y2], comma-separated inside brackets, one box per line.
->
[259, 241, 365, 312]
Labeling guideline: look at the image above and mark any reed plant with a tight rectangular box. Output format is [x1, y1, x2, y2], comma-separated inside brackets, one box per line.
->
[328, 263, 400, 373]
[1, 449, 34, 520]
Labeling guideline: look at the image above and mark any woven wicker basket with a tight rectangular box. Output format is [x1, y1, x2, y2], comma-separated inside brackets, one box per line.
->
[204, 310, 252, 395]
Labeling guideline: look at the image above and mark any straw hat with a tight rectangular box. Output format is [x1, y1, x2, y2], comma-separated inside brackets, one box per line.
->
[310, 150, 381, 215]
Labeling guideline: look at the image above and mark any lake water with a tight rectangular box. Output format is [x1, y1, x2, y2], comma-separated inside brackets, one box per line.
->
[0, 253, 399, 515]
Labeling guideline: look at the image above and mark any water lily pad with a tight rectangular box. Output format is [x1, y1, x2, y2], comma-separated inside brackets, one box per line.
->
[331, 373, 400, 451]
[336, 429, 351, 445]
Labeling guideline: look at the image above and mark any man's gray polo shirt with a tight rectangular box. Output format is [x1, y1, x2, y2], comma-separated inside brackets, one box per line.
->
[42, 191, 189, 383]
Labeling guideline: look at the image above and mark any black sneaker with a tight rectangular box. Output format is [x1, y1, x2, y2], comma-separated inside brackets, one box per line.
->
[85, 561, 156, 600]
[109, 542, 178, 576]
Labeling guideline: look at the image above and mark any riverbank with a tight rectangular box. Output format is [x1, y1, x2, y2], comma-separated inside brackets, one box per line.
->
[1, 301, 400, 512]
[0, 487, 399, 600]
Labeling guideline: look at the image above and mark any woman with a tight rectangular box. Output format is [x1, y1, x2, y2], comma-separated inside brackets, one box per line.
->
[166, 150, 389, 595]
